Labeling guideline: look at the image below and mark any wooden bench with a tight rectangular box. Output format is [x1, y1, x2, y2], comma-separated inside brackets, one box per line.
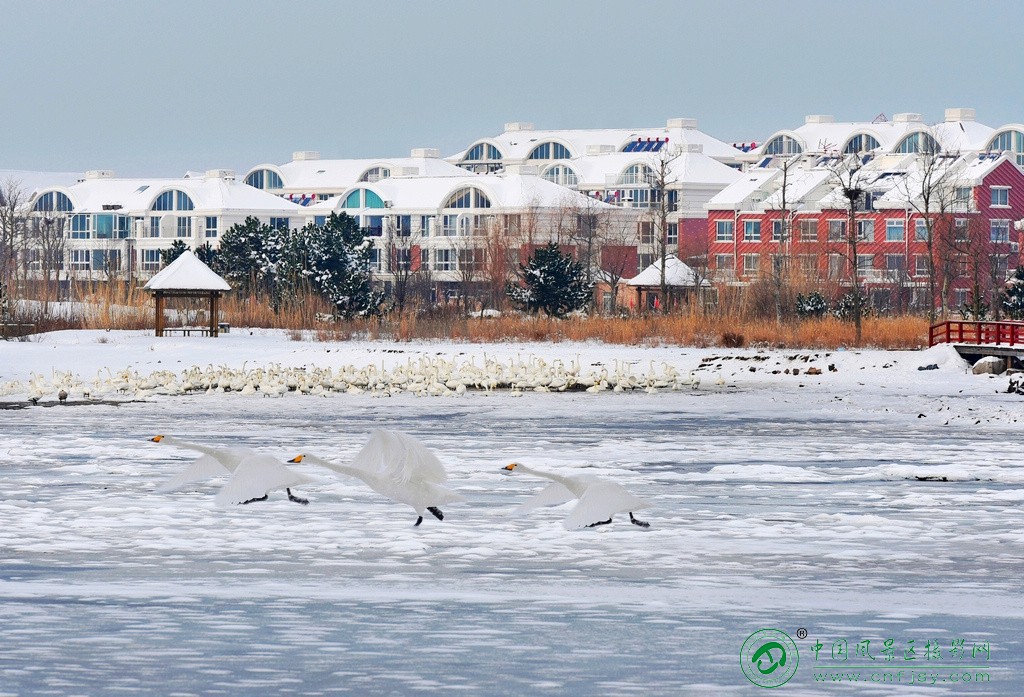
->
[1, 323, 36, 339]
[159, 326, 215, 337]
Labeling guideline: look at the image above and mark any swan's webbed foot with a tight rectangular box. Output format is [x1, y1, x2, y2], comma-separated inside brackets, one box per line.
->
[286, 488, 309, 505]
[427, 506, 444, 521]
[629, 512, 650, 528]
[414, 516, 424, 526]
[241, 494, 269, 504]
[586, 518, 613, 528]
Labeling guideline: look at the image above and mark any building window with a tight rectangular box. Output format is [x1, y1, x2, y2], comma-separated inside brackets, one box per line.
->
[955, 256, 969, 278]
[885, 220, 905, 242]
[857, 219, 874, 241]
[360, 167, 391, 183]
[991, 187, 1010, 207]
[667, 222, 678, 246]
[715, 220, 734, 242]
[434, 248, 455, 271]
[527, 142, 571, 160]
[714, 254, 734, 272]
[150, 216, 161, 237]
[799, 219, 818, 242]
[763, 135, 802, 156]
[895, 132, 940, 154]
[245, 169, 284, 190]
[93, 249, 121, 272]
[444, 187, 491, 209]
[364, 189, 385, 208]
[542, 164, 579, 187]
[798, 255, 817, 275]
[621, 164, 654, 186]
[463, 143, 502, 162]
[152, 189, 194, 212]
[419, 215, 433, 236]
[368, 248, 383, 271]
[827, 219, 846, 242]
[914, 219, 928, 241]
[842, 134, 881, 154]
[639, 221, 654, 245]
[442, 214, 459, 236]
[991, 254, 1009, 279]
[771, 220, 783, 242]
[743, 220, 761, 242]
[953, 187, 972, 210]
[857, 254, 875, 276]
[70, 249, 90, 270]
[33, 191, 74, 212]
[743, 254, 759, 276]
[638, 253, 655, 271]
[343, 190, 362, 208]
[269, 217, 289, 231]
[176, 217, 192, 238]
[885, 254, 906, 275]
[954, 218, 969, 241]
[395, 215, 412, 236]
[990, 219, 1010, 242]
[914, 255, 929, 277]
[205, 216, 218, 238]
[142, 249, 161, 271]
[70, 214, 90, 239]
[828, 254, 844, 280]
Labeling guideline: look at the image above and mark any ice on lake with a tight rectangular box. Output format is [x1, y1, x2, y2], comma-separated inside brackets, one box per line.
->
[0, 332, 1022, 694]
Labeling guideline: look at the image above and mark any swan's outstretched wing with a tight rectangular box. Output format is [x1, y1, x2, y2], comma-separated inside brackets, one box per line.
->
[155, 454, 231, 493]
[511, 482, 576, 516]
[214, 454, 319, 506]
[421, 481, 467, 507]
[562, 481, 650, 530]
[351, 430, 447, 483]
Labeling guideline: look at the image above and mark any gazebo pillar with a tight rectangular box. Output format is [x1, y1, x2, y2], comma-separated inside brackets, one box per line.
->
[209, 293, 219, 336]
[154, 292, 166, 337]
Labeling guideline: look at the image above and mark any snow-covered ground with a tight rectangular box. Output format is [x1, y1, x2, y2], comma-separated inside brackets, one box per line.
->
[1, 331, 1022, 695]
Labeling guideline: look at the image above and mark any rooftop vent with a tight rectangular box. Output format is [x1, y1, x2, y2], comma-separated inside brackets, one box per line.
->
[503, 164, 540, 176]
[586, 144, 616, 155]
[292, 151, 321, 161]
[399, 167, 419, 176]
[893, 113, 923, 123]
[805, 115, 835, 124]
[204, 169, 236, 180]
[684, 143, 704, 153]
[85, 170, 115, 179]
[410, 147, 441, 158]
[667, 118, 698, 129]
[945, 107, 976, 122]
[504, 122, 535, 132]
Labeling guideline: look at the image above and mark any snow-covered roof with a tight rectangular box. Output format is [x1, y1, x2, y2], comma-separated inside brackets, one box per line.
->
[707, 169, 779, 209]
[246, 152, 468, 192]
[34, 170, 304, 215]
[143, 250, 231, 292]
[627, 254, 705, 287]
[563, 150, 742, 189]
[310, 172, 621, 213]
[455, 119, 744, 164]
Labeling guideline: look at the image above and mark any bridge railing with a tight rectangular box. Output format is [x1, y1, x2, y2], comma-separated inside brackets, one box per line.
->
[929, 320, 1024, 347]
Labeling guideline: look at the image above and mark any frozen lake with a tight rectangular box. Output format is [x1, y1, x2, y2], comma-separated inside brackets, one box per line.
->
[1, 334, 1022, 694]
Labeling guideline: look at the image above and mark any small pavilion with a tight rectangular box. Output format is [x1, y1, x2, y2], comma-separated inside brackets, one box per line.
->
[143, 250, 231, 337]
[627, 254, 708, 310]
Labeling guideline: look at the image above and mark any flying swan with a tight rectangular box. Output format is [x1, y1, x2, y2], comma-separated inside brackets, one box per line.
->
[289, 429, 465, 526]
[150, 434, 315, 505]
[502, 462, 651, 529]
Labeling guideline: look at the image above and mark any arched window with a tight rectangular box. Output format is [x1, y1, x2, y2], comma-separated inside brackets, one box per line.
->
[542, 164, 579, 187]
[621, 163, 654, 185]
[894, 132, 940, 154]
[343, 190, 362, 208]
[33, 191, 73, 212]
[360, 167, 391, 183]
[463, 143, 502, 161]
[443, 187, 491, 209]
[842, 134, 881, 154]
[151, 189, 194, 211]
[987, 130, 1024, 166]
[763, 135, 802, 156]
[244, 169, 284, 190]
[364, 189, 385, 208]
[528, 142, 572, 160]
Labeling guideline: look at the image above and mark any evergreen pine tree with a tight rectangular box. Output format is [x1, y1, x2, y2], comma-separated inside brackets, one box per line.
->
[159, 240, 189, 267]
[1001, 266, 1024, 320]
[506, 242, 593, 318]
[300, 213, 384, 318]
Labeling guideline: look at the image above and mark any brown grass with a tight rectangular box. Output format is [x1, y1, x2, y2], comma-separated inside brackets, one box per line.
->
[12, 290, 930, 349]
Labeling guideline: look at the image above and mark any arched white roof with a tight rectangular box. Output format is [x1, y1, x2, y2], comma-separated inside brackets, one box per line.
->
[255, 154, 467, 191]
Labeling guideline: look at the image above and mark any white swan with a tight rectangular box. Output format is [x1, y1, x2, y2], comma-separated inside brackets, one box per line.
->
[289, 429, 465, 526]
[501, 463, 651, 529]
[150, 435, 314, 505]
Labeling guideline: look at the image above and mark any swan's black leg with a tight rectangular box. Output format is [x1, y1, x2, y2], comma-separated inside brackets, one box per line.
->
[241, 494, 269, 504]
[287, 488, 309, 505]
[586, 518, 613, 527]
[427, 506, 444, 521]
[629, 512, 650, 528]
[415, 516, 424, 526]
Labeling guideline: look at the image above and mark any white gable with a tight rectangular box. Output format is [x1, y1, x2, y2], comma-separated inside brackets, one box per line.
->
[143, 250, 230, 291]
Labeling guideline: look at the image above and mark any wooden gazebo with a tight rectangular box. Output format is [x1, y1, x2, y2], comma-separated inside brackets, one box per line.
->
[143, 250, 231, 337]
[627, 254, 708, 311]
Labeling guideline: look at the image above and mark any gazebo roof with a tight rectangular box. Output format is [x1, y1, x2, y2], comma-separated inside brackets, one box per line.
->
[627, 254, 706, 287]
[143, 250, 230, 292]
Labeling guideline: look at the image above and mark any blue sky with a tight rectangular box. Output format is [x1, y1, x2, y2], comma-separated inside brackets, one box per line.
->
[0, 0, 1019, 176]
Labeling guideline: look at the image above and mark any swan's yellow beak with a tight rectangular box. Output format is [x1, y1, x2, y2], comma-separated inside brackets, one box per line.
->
[150, 435, 164, 442]
[289, 455, 304, 463]
[502, 463, 518, 471]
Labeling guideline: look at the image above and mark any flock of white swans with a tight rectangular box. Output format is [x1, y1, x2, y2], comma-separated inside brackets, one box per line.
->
[151, 430, 652, 529]
[3, 355, 717, 402]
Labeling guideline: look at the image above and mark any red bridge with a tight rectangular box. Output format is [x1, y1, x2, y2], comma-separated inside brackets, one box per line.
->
[930, 321, 1024, 368]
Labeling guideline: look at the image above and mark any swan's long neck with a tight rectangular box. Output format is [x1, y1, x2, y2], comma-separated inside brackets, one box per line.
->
[515, 464, 573, 488]
[163, 437, 219, 458]
[306, 455, 376, 485]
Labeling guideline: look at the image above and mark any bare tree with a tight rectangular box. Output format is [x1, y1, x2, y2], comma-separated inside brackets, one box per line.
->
[643, 148, 682, 310]
[0, 178, 29, 313]
[597, 214, 641, 313]
[825, 153, 871, 344]
[765, 155, 798, 324]
[384, 216, 426, 314]
[28, 215, 68, 309]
